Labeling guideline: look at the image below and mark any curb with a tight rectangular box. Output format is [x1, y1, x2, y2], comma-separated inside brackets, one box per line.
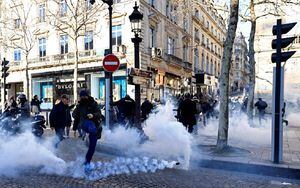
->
[198, 158, 300, 180]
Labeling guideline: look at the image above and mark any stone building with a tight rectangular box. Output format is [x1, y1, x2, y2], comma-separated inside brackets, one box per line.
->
[230, 32, 250, 94]
[0, 0, 226, 109]
[192, 0, 226, 96]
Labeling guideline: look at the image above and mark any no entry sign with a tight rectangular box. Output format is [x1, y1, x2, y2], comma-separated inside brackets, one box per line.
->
[103, 54, 120, 72]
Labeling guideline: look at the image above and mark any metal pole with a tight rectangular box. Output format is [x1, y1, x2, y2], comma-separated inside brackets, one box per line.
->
[274, 19, 282, 164]
[132, 34, 142, 129]
[105, 2, 113, 128]
[3, 58, 6, 103]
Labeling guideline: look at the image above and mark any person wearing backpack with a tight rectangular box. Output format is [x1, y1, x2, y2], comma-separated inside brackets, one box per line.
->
[72, 90, 102, 169]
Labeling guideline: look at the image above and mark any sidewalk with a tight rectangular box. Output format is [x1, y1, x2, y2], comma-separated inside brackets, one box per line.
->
[193, 123, 300, 179]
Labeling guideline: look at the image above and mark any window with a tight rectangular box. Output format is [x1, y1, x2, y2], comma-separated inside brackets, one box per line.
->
[112, 25, 122, 46]
[194, 48, 199, 71]
[60, 35, 68, 54]
[210, 59, 213, 75]
[84, 31, 93, 50]
[194, 28, 199, 40]
[207, 38, 209, 49]
[201, 53, 205, 70]
[166, 1, 170, 17]
[183, 18, 188, 31]
[14, 49, 21, 61]
[206, 56, 209, 73]
[195, 9, 199, 18]
[114, 0, 121, 3]
[202, 34, 205, 45]
[60, 0, 67, 16]
[39, 4, 46, 22]
[211, 42, 213, 51]
[183, 45, 188, 61]
[39, 38, 46, 57]
[206, 21, 209, 28]
[167, 37, 175, 55]
[86, 0, 92, 10]
[150, 27, 156, 48]
[14, 18, 21, 29]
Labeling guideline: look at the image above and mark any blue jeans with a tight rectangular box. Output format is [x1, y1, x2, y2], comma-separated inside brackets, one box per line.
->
[55, 127, 65, 148]
[85, 133, 97, 164]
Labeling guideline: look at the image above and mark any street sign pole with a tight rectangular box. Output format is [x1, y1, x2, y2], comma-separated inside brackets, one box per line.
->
[103, 54, 120, 129]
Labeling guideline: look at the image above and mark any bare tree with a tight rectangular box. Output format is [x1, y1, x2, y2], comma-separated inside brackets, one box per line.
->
[217, 0, 239, 150]
[0, 1, 37, 99]
[47, 0, 103, 103]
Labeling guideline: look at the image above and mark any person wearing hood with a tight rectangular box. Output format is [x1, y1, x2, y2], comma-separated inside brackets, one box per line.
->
[72, 90, 102, 167]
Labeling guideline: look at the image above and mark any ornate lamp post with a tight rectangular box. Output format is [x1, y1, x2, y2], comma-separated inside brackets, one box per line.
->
[129, 2, 143, 128]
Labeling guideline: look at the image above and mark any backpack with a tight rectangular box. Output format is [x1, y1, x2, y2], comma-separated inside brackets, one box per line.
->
[82, 120, 102, 139]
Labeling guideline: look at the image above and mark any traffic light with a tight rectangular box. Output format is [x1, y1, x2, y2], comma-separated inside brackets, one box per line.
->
[2, 58, 9, 79]
[271, 19, 297, 164]
[271, 20, 297, 63]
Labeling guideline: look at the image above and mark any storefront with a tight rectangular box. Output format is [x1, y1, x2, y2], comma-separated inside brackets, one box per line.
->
[90, 68, 128, 102]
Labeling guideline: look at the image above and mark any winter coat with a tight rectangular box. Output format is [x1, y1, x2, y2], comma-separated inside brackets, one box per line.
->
[114, 96, 135, 118]
[178, 98, 197, 126]
[31, 99, 42, 113]
[141, 100, 154, 120]
[49, 101, 72, 129]
[18, 102, 30, 118]
[72, 96, 102, 131]
[255, 100, 268, 111]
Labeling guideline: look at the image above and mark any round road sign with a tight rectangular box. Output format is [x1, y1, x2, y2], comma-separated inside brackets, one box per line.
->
[103, 54, 120, 72]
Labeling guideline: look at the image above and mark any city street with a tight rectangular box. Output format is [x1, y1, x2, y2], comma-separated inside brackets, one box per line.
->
[0, 130, 299, 188]
[1, 164, 300, 188]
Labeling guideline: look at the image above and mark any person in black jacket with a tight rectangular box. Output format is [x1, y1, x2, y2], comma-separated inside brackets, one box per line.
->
[177, 93, 197, 133]
[31, 95, 42, 114]
[255, 98, 268, 125]
[50, 94, 71, 148]
[72, 90, 102, 166]
[114, 95, 135, 126]
[141, 98, 153, 122]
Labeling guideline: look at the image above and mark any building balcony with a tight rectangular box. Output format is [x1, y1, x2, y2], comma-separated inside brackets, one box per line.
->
[184, 61, 193, 71]
[79, 49, 97, 58]
[166, 54, 183, 67]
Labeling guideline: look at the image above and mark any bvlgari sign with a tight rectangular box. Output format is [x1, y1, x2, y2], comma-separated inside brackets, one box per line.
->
[55, 82, 86, 90]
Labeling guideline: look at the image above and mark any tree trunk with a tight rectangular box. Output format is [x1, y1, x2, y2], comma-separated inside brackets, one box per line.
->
[217, 0, 239, 150]
[25, 54, 30, 100]
[73, 39, 79, 103]
[247, 0, 256, 125]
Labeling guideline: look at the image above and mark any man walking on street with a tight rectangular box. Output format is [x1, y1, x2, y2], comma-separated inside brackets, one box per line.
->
[72, 90, 102, 168]
[177, 93, 197, 133]
[255, 98, 268, 125]
[50, 95, 72, 148]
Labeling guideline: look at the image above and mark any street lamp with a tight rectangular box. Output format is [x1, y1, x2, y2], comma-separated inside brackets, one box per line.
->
[129, 2, 143, 129]
[90, 0, 113, 129]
